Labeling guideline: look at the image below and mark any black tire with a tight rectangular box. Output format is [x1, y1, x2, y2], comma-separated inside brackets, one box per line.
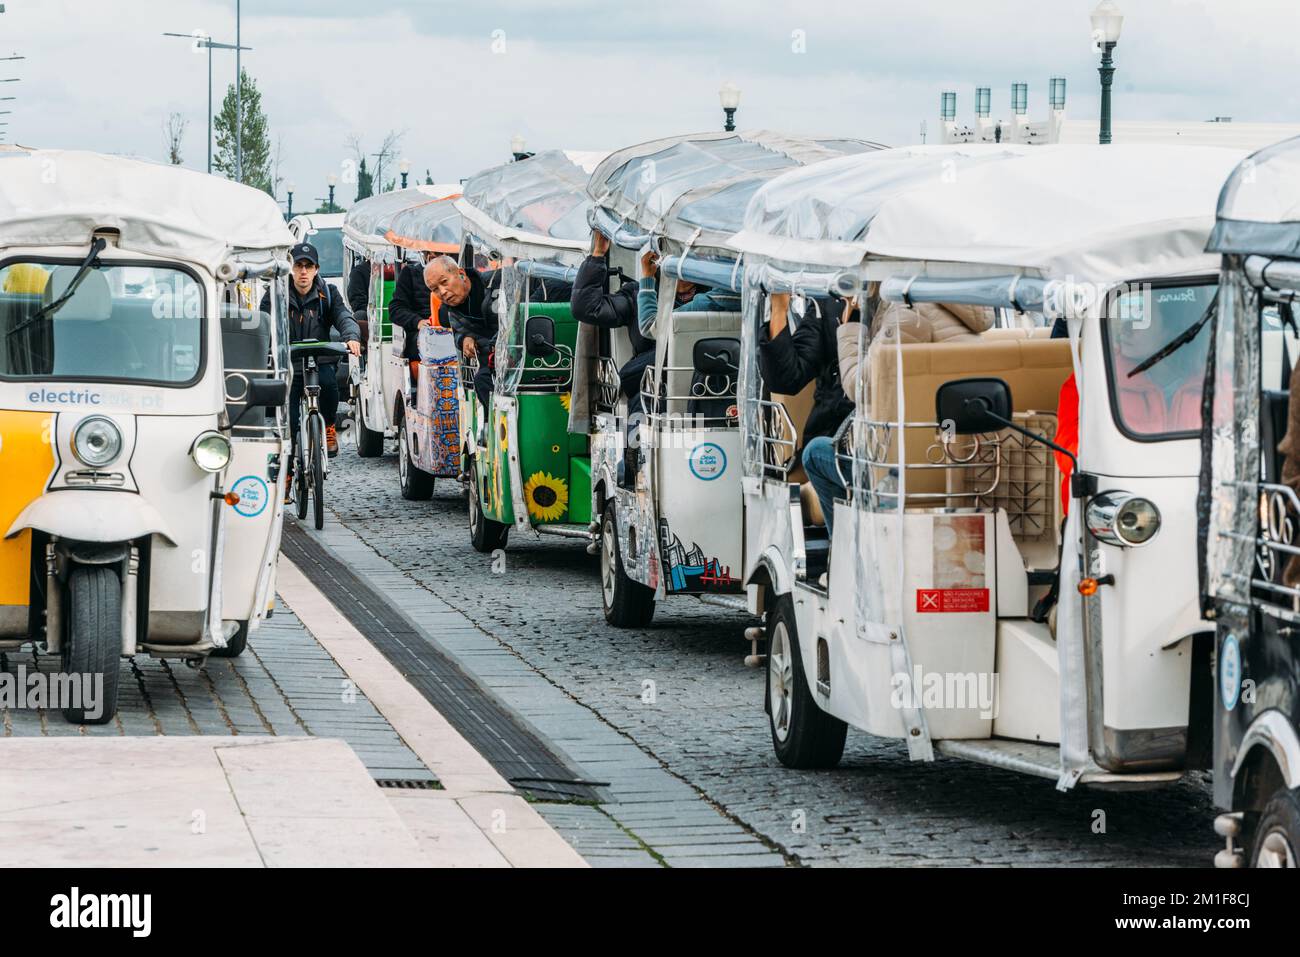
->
[62, 563, 121, 725]
[294, 441, 309, 521]
[397, 415, 435, 501]
[210, 620, 249, 659]
[1251, 787, 1300, 868]
[309, 415, 326, 530]
[355, 412, 385, 458]
[599, 503, 655, 627]
[468, 457, 509, 553]
[766, 594, 847, 769]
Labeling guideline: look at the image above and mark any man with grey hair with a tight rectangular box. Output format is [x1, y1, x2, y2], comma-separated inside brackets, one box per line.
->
[425, 255, 492, 404]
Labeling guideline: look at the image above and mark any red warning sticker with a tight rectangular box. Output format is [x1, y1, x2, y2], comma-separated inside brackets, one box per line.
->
[916, 588, 990, 613]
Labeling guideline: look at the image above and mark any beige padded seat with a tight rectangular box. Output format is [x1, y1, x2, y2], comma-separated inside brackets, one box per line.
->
[867, 337, 1073, 496]
[662, 311, 742, 414]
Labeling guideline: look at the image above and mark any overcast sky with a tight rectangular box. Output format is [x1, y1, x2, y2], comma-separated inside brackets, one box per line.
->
[7, 0, 1298, 211]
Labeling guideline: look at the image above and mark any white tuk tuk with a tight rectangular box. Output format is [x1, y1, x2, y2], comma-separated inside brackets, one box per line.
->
[581, 131, 880, 626]
[341, 185, 458, 458]
[731, 144, 1245, 787]
[0, 149, 296, 722]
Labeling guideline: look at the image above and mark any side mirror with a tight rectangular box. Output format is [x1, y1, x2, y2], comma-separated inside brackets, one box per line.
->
[525, 314, 557, 357]
[248, 377, 289, 409]
[694, 337, 740, 375]
[935, 377, 1013, 434]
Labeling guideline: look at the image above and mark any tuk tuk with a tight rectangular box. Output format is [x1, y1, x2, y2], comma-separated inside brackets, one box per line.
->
[730, 143, 1245, 786]
[452, 150, 607, 552]
[383, 189, 465, 498]
[1203, 135, 1300, 866]
[341, 185, 457, 460]
[581, 131, 879, 625]
[0, 149, 295, 722]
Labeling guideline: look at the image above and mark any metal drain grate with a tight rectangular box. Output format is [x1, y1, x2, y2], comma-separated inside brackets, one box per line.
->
[281, 520, 605, 802]
[375, 778, 442, 790]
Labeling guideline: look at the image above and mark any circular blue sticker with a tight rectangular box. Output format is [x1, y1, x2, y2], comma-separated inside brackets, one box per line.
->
[688, 442, 726, 481]
[1219, 633, 1241, 711]
[230, 474, 270, 518]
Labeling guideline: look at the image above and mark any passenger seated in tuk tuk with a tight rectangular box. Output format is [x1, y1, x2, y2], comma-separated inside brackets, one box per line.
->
[260, 241, 361, 472]
[803, 290, 995, 534]
[346, 257, 370, 342]
[424, 255, 491, 404]
[390, 251, 437, 369]
[573, 230, 656, 481]
[635, 249, 741, 337]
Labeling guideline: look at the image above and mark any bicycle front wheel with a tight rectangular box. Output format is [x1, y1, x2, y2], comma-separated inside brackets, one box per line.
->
[294, 433, 309, 521]
[309, 414, 326, 530]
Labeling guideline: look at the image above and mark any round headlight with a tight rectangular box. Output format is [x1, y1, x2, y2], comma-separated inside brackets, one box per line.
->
[1086, 491, 1162, 547]
[1115, 496, 1161, 545]
[72, 416, 123, 468]
[191, 431, 232, 473]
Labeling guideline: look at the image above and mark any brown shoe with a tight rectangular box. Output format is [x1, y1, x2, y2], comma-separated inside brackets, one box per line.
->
[326, 425, 339, 457]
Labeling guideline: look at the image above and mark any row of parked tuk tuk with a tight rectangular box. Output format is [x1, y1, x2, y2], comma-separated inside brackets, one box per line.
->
[0, 132, 1297, 867]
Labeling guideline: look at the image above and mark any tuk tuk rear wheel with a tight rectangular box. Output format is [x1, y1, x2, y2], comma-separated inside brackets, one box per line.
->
[61, 563, 121, 725]
[397, 416, 435, 501]
[599, 504, 655, 628]
[766, 595, 846, 769]
[210, 620, 248, 659]
[468, 458, 509, 553]
[1251, 787, 1300, 868]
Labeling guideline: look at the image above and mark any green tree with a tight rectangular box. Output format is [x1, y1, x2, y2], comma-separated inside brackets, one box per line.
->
[355, 157, 373, 202]
[214, 68, 273, 194]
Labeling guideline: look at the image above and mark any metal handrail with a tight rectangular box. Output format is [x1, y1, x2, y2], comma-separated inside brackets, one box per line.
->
[596, 355, 621, 411]
[842, 418, 1004, 506]
[638, 364, 738, 428]
[748, 396, 797, 479]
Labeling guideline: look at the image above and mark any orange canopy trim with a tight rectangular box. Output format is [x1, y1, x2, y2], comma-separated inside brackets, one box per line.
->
[384, 193, 463, 253]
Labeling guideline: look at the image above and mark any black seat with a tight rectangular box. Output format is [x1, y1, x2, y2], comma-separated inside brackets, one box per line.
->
[687, 336, 739, 424]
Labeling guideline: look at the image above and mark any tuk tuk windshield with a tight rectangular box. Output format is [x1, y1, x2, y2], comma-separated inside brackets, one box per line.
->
[0, 259, 204, 385]
[306, 227, 344, 277]
[1103, 281, 1217, 440]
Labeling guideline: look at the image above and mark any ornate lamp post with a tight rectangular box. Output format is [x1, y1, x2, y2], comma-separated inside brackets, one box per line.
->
[1090, 1, 1125, 145]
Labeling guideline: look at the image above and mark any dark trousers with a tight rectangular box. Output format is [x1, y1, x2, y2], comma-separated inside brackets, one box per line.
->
[473, 364, 493, 409]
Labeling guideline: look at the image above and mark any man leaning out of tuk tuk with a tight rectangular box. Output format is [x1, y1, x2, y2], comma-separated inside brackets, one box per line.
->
[424, 255, 492, 404]
[793, 289, 994, 535]
[261, 241, 361, 471]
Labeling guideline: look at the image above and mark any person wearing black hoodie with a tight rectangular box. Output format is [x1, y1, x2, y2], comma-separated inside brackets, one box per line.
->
[389, 252, 435, 363]
[571, 230, 655, 485]
[758, 291, 854, 452]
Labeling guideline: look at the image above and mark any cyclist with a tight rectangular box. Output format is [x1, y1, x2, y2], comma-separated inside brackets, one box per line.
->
[262, 242, 361, 499]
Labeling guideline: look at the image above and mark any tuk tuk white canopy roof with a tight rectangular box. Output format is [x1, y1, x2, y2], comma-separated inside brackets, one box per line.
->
[732, 144, 1247, 285]
[454, 149, 608, 264]
[342, 184, 459, 261]
[1208, 134, 1300, 258]
[0, 148, 293, 273]
[587, 130, 883, 250]
[864, 145, 1248, 283]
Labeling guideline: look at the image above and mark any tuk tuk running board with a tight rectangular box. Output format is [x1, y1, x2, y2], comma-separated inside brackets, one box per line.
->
[696, 593, 749, 614]
[533, 523, 594, 542]
[936, 739, 1183, 790]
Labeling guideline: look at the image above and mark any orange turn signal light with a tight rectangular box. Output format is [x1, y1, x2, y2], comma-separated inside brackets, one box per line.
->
[1077, 577, 1099, 596]
[224, 491, 241, 507]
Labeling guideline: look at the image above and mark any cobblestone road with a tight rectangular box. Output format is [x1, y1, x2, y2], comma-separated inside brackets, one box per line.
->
[323, 445, 1220, 867]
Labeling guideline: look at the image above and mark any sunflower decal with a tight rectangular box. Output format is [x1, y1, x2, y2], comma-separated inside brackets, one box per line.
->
[497, 414, 509, 450]
[560, 392, 572, 412]
[523, 471, 569, 522]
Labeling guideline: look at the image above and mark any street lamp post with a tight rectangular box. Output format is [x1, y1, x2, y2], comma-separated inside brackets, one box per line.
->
[1090, 0, 1124, 145]
[718, 81, 741, 132]
[510, 134, 533, 162]
[236, 0, 243, 181]
[399, 157, 410, 189]
[327, 174, 337, 213]
[286, 181, 295, 219]
[163, 33, 250, 175]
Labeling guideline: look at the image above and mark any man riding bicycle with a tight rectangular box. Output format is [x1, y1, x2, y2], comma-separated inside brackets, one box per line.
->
[262, 242, 361, 499]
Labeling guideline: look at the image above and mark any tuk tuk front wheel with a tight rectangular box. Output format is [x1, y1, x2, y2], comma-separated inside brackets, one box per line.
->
[397, 416, 435, 501]
[766, 595, 846, 769]
[599, 504, 655, 628]
[61, 563, 122, 725]
[210, 620, 248, 659]
[467, 457, 509, 553]
[1251, 788, 1300, 868]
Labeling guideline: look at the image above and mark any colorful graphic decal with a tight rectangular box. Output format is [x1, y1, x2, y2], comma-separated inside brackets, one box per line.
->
[523, 471, 568, 522]
[658, 520, 735, 593]
[414, 325, 463, 477]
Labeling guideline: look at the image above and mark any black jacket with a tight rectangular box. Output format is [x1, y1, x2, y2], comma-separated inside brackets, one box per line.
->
[346, 260, 370, 316]
[758, 297, 853, 446]
[571, 255, 654, 358]
[260, 276, 359, 345]
[444, 267, 493, 352]
[389, 260, 432, 359]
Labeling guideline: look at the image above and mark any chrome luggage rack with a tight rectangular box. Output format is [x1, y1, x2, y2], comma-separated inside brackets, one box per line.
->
[639, 365, 738, 429]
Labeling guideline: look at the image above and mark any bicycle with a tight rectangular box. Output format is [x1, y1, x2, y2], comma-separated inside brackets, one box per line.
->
[289, 340, 350, 530]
